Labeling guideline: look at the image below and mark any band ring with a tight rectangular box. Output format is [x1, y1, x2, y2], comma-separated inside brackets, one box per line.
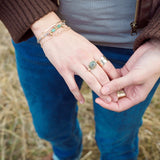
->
[88, 60, 97, 70]
[97, 56, 108, 67]
[117, 90, 126, 99]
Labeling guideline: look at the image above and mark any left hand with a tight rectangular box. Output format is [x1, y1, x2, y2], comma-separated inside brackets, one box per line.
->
[95, 39, 160, 112]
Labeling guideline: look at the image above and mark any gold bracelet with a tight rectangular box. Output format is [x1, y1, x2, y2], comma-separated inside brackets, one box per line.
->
[37, 20, 66, 43]
[40, 25, 71, 47]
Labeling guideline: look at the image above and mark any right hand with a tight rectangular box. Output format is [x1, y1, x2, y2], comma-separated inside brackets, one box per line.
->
[31, 12, 120, 104]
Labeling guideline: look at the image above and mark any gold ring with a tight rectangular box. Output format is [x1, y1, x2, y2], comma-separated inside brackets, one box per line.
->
[117, 90, 126, 99]
[97, 56, 108, 67]
[88, 60, 97, 70]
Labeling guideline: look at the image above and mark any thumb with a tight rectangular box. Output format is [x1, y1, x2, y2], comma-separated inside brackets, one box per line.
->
[101, 72, 134, 95]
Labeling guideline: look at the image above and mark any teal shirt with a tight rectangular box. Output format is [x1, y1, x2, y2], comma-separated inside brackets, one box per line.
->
[58, 0, 137, 49]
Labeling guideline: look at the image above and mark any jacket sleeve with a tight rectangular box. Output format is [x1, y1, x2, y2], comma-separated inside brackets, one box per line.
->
[134, 6, 160, 50]
[0, 0, 58, 43]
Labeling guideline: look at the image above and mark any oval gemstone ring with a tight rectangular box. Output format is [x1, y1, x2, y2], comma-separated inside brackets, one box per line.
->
[88, 61, 97, 70]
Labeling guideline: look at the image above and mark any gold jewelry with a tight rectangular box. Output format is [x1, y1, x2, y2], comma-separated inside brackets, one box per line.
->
[40, 26, 70, 47]
[97, 56, 108, 67]
[117, 90, 126, 99]
[37, 20, 66, 43]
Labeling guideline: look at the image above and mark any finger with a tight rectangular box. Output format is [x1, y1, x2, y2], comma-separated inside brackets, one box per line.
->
[88, 62, 110, 85]
[100, 58, 121, 80]
[101, 73, 134, 95]
[89, 63, 120, 101]
[77, 65, 111, 100]
[95, 97, 136, 112]
[85, 58, 116, 101]
[72, 63, 112, 102]
[96, 77, 156, 112]
[63, 73, 85, 104]
[81, 49, 110, 86]
[93, 54, 120, 80]
[78, 66, 102, 96]
[93, 55, 120, 101]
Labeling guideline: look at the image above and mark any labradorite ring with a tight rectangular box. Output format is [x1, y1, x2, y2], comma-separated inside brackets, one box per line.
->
[88, 60, 97, 70]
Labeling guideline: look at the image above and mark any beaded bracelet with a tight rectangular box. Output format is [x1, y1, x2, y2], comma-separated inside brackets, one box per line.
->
[37, 20, 66, 43]
[40, 25, 71, 47]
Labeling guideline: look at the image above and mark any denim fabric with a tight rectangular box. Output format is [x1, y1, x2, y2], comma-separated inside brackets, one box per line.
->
[12, 37, 159, 160]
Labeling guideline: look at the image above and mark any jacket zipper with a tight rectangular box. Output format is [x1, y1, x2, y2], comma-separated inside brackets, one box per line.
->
[130, 0, 140, 35]
[57, 0, 60, 6]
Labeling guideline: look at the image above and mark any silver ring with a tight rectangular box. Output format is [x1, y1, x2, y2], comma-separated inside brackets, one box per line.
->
[97, 56, 108, 67]
[100, 56, 108, 65]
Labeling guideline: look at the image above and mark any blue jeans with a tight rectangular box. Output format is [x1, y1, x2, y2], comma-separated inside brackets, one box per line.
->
[12, 37, 159, 160]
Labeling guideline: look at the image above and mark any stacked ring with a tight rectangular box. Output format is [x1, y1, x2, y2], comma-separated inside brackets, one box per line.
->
[97, 56, 108, 67]
[88, 56, 108, 71]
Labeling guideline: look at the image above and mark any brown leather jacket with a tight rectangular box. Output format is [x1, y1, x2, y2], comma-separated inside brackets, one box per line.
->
[131, 0, 160, 33]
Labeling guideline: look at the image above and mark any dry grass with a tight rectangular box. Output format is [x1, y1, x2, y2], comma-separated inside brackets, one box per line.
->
[0, 22, 160, 160]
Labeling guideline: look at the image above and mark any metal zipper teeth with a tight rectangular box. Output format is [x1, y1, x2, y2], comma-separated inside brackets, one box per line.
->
[57, 0, 60, 6]
[130, 0, 140, 35]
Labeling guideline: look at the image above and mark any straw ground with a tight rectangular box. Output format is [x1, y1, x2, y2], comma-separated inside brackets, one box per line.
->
[0, 22, 160, 160]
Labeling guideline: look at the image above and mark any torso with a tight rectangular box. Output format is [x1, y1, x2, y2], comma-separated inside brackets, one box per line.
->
[57, 0, 138, 49]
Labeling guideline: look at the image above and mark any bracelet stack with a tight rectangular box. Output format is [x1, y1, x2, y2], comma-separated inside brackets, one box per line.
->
[37, 20, 70, 44]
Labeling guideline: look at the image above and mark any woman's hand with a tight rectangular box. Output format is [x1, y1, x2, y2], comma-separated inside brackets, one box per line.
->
[96, 39, 160, 112]
[31, 12, 119, 104]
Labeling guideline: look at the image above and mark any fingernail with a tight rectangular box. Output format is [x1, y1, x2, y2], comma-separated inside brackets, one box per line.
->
[101, 87, 110, 95]
[105, 96, 111, 103]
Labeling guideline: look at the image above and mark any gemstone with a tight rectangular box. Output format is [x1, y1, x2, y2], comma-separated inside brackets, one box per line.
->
[51, 28, 56, 32]
[89, 61, 97, 70]
[57, 24, 61, 28]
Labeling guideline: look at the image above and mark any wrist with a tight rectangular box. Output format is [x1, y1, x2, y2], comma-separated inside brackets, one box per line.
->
[31, 12, 61, 38]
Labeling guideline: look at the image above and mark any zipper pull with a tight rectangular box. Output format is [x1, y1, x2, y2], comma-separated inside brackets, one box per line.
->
[130, 21, 137, 36]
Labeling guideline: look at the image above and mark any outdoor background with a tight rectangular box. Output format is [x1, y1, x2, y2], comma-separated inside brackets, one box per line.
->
[0, 22, 160, 160]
